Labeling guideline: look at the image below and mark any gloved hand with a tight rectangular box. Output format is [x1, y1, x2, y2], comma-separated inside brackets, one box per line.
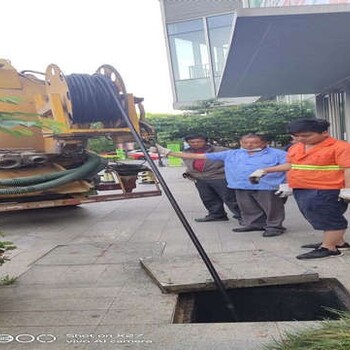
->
[275, 183, 293, 198]
[149, 146, 157, 153]
[339, 188, 350, 202]
[156, 144, 171, 157]
[249, 169, 266, 184]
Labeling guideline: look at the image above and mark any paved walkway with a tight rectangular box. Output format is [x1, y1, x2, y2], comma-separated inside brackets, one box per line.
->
[1, 165, 350, 349]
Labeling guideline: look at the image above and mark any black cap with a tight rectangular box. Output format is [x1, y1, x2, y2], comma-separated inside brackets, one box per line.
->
[287, 118, 330, 134]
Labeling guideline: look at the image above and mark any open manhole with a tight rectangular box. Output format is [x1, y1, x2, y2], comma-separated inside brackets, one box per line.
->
[173, 278, 350, 323]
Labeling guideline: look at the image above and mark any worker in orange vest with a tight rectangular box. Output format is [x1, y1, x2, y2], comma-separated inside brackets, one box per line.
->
[249, 118, 350, 260]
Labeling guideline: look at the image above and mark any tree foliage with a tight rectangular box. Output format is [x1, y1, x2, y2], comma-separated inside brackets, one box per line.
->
[88, 136, 115, 154]
[147, 101, 315, 147]
[84, 100, 316, 153]
[0, 96, 62, 136]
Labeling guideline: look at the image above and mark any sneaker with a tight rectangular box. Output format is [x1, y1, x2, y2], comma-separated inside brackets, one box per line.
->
[296, 247, 343, 260]
[301, 242, 350, 251]
[194, 216, 229, 222]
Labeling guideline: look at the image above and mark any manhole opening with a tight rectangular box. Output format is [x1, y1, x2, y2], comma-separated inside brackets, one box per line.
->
[173, 278, 350, 323]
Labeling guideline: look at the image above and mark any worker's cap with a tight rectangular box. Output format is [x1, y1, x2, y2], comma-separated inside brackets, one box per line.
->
[287, 118, 330, 134]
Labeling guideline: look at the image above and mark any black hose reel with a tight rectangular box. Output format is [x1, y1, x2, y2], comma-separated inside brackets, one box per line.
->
[45, 63, 129, 129]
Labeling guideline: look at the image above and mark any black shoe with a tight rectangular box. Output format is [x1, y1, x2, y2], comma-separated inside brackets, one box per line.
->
[232, 215, 244, 226]
[195, 216, 229, 222]
[301, 242, 350, 251]
[263, 228, 286, 237]
[232, 226, 265, 232]
[296, 247, 343, 260]
[237, 218, 245, 226]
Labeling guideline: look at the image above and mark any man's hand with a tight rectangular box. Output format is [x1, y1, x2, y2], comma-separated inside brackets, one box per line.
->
[156, 144, 171, 157]
[275, 184, 293, 198]
[149, 146, 157, 153]
[182, 172, 196, 182]
[249, 169, 266, 184]
[339, 188, 350, 202]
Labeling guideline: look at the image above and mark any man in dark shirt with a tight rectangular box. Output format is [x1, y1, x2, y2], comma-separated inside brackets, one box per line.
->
[182, 134, 241, 223]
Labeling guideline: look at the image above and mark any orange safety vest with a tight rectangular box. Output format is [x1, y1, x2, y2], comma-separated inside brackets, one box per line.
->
[287, 137, 350, 189]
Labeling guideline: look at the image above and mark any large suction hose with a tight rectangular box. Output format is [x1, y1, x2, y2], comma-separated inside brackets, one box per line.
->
[0, 169, 75, 186]
[0, 153, 106, 195]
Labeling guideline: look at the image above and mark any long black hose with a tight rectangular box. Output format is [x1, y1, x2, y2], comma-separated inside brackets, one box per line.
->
[71, 74, 238, 321]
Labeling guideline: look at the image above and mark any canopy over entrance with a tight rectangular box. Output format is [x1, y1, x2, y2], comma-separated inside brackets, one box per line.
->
[218, 4, 350, 98]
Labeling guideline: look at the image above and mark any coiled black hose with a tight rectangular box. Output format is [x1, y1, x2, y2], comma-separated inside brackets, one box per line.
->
[66, 74, 125, 124]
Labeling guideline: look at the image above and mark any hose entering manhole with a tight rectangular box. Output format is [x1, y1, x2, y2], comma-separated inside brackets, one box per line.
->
[106, 86, 238, 321]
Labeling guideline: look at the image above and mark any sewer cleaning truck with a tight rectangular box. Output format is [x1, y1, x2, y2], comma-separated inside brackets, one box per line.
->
[0, 59, 161, 212]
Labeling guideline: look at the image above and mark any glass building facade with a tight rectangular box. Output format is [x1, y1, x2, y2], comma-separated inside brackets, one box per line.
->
[167, 13, 235, 105]
[161, 0, 350, 132]
[164, 7, 317, 108]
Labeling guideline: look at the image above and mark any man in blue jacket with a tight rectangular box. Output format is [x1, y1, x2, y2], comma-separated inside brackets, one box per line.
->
[157, 134, 287, 237]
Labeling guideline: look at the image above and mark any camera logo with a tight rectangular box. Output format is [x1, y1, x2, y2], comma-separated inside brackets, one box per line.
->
[0, 334, 14, 343]
[0, 334, 56, 344]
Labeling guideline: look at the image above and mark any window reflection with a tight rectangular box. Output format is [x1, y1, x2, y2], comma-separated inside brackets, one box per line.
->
[167, 13, 234, 103]
[207, 14, 234, 92]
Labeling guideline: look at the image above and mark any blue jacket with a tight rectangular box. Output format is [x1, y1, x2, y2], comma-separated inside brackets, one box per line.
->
[206, 147, 286, 190]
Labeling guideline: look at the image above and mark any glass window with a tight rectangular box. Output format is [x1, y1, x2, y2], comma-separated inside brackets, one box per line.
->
[321, 92, 346, 140]
[167, 19, 212, 103]
[207, 13, 234, 28]
[207, 13, 234, 93]
[167, 14, 234, 104]
[167, 19, 203, 35]
[175, 79, 212, 102]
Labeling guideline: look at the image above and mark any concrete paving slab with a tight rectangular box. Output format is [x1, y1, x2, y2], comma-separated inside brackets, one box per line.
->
[95, 265, 152, 286]
[0, 286, 123, 301]
[0, 245, 57, 277]
[110, 291, 176, 311]
[17, 265, 108, 286]
[35, 243, 111, 266]
[13, 265, 70, 285]
[0, 310, 106, 327]
[99, 306, 174, 325]
[140, 250, 319, 293]
[0, 297, 115, 312]
[94, 241, 166, 264]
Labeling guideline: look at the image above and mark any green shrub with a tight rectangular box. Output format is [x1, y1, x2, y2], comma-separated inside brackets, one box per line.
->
[264, 310, 350, 350]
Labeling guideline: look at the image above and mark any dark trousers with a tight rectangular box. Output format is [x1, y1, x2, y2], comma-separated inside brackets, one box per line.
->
[235, 189, 286, 229]
[195, 179, 240, 218]
[293, 189, 348, 231]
